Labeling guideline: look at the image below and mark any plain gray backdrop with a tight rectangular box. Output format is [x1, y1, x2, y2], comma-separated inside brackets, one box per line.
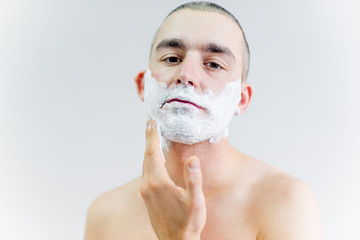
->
[1, 0, 359, 239]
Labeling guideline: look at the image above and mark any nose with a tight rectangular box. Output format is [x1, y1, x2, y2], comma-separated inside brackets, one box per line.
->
[176, 78, 194, 86]
[175, 55, 201, 88]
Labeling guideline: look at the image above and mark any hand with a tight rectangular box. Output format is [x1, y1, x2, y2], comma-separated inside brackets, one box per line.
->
[140, 120, 207, 240]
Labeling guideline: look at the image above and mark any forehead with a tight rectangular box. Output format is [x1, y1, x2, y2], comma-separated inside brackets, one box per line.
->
[153, 9, 243, 58]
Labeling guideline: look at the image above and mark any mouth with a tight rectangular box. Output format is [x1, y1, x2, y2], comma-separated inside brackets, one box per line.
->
[162, 98, 204, 110]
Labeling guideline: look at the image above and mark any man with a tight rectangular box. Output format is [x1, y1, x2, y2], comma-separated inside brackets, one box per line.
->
[84, 2, 322, 239]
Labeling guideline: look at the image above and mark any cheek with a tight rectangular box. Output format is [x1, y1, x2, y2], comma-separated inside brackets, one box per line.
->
[204, 82, 226, 94]
[150, 70, 174, 87]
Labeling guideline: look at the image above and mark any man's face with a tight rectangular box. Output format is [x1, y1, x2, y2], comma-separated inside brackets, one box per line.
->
[141, 9, 248, 145]
[148, 9, 245, 93]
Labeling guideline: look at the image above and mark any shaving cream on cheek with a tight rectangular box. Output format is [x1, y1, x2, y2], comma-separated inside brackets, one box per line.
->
[143, 68, 241, 145]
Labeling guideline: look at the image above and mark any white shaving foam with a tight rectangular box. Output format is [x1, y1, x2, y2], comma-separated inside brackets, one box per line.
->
[144, 68, 241, 146]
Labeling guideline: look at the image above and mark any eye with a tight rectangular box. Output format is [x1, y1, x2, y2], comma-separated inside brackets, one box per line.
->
[205, 62, 222, 70]
[164, 56, 182, 64]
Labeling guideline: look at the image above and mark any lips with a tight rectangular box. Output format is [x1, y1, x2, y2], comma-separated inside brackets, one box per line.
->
[163, 98, 204, 109]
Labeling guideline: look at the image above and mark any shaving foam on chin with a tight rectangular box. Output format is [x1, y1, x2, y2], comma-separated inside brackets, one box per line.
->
[144, 68, 241, 146]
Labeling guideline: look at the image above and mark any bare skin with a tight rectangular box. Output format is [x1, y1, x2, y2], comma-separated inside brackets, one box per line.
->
[84, 9, 322, 240]
[84, 137, 322, 240]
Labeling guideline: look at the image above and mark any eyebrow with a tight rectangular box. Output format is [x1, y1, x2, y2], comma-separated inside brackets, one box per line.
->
[203, 43, 235, 60]
[155, 38, 236, 61]
[155, 38, 186, 51]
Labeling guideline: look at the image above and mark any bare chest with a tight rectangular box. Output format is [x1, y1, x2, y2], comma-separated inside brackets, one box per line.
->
[102, 198, 259, 240]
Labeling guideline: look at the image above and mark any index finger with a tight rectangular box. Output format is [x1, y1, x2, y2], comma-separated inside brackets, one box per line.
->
[143, 119, 169, 179]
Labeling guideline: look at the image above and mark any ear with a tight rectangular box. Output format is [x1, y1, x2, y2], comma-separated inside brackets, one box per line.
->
[134, 70, 146, 102]
[236, 82, 252, 115]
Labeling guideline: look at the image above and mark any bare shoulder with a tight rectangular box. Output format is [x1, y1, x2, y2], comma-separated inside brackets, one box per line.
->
[84, 177, 147, 240]
[243, 155, 322, 240]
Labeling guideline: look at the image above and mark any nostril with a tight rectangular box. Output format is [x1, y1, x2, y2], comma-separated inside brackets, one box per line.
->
[177, 79, 194, 86]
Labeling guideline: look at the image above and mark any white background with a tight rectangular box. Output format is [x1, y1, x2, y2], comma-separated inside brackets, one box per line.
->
[1, 0, 359, 239]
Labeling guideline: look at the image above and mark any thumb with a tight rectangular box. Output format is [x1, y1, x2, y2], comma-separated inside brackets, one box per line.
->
[184, 156, 203, 201]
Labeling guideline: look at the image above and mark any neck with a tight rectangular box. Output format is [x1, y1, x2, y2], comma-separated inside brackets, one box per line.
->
[162, 137, 242, 195]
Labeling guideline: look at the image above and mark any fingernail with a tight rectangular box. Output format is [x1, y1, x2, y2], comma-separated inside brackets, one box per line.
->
[146, 120, 152, 130]
[188, 160, 199, 171]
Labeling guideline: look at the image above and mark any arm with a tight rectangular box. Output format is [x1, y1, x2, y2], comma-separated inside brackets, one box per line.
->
[84, 197, 105, 240]
[140, 120, 207, 240]
[258, 181, 322, 240]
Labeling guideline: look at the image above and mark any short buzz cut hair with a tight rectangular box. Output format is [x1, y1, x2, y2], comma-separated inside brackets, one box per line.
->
[151, 1, 250, 82]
